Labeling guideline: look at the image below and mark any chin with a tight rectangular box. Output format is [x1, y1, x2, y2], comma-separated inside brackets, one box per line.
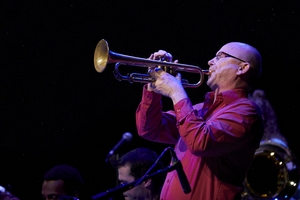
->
[206, 80, 212, 88]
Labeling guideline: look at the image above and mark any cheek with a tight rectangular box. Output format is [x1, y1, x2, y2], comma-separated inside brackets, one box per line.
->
[213, 69, 232, 83]
[219, 65, 237, 76]
[124, 185, 143, 196]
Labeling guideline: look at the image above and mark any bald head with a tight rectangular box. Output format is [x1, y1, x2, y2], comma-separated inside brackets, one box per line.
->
[220, 42, 262, 79]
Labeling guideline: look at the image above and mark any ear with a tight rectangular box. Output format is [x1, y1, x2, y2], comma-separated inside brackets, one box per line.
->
[143, 179, 152, 188]
[236, 62, 250, 75]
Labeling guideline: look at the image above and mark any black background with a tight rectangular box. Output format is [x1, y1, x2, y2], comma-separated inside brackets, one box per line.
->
[1, 1, 300, 199]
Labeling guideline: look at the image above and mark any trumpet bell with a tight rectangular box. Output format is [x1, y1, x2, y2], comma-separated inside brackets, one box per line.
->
[94, 39, 109, 73]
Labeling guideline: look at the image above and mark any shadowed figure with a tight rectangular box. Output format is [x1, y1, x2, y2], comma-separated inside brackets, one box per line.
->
[248, 89, 287, 144]
[41, 164, 85, 200]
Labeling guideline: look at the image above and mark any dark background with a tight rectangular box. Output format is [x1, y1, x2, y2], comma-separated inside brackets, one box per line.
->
[1, 1, 299, 199]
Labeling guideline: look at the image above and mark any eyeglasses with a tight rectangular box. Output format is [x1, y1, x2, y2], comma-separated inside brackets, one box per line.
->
[215, 51, 246, 63]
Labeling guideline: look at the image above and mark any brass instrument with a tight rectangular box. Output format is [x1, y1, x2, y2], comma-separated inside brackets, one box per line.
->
[242, 138, 300, 200]
[94, 39, 210, 88]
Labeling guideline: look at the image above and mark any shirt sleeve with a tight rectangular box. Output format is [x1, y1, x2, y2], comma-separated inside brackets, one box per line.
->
[135, 85, 179, 144]
[176, 98, 263, 157]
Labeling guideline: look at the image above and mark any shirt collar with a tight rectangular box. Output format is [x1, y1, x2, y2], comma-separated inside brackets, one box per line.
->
[207, 89, 248, 105]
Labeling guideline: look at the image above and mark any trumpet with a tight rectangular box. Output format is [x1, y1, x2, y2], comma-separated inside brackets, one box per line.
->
[94, 39, 210, 88]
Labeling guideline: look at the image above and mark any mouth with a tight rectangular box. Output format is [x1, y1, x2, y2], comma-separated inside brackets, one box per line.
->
[206, 70, 213, 78]
[203, 70, 211, 76]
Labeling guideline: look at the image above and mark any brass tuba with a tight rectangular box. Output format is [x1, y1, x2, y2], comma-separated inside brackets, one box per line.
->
[242, 138, 300, 200]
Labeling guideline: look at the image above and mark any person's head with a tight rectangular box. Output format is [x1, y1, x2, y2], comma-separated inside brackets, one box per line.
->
[0, 184, 19, 200]
[0, 192, 20, 200]
[117, 147, 165, 200]
[41, 164, 84, 200]
[248, 89, 288, 144]
[207, 42, 262, 93]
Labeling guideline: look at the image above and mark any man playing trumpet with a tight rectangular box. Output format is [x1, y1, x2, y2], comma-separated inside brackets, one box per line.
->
[135, 42, 264, 200]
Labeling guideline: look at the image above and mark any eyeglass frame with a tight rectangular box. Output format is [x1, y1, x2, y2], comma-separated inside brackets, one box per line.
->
[215, 51, 247, 63]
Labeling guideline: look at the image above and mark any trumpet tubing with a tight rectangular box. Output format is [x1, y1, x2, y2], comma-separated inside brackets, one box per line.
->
[94, 39, 210, 88]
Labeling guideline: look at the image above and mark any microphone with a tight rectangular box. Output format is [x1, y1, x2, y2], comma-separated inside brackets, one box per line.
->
[169, 148, 191, 194]
[106, 132, 132, 159]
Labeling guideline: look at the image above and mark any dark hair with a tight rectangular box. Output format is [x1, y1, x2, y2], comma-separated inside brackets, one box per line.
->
[117, 148, 166, 193]
[43, 164, 84, 197]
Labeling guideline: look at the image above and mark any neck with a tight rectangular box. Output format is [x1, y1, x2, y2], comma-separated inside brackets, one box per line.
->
[213, 88, 220, 102]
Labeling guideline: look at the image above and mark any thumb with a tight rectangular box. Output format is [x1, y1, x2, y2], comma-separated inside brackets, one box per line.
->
[175, 72, 182, 81]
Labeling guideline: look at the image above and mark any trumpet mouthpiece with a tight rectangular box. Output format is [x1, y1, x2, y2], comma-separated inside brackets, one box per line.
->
[202, 70, 211, 75]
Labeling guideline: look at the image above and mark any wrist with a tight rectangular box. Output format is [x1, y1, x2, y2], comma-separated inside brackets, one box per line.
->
[171, 91, 188, 105]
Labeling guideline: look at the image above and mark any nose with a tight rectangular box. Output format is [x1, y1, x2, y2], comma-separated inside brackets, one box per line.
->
[208, 58, 215, 66]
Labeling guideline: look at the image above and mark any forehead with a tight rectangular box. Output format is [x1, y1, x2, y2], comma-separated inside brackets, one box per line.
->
[218, 42, 245, 55]
[41, 180, 65, 196]
[118, 165, 135, 182]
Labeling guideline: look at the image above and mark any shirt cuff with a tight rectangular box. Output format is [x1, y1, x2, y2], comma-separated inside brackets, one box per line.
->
[142, 84, 162, 104]
[174, 98, 194, 122]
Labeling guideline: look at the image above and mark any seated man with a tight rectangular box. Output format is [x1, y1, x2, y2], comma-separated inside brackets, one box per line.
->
[117, 147, 166, 200]
[41, 164, 84, 200]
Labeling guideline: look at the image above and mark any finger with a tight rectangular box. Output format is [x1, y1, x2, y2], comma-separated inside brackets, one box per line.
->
[175, 72, 182, 81]
[165, 52, 173, 62]
[147, 83, 154, 91]
[154, 67, 165, 76]
[150, 82, 156, 89]
[147, 68, 154, 75]
[148, 68, 163, 78]
[154, 50, 167, 56]
[154, 68, 162, 72]
[148, 53, 154, 60]
[148, 69, 158, 80]
[147, 67, 154, 73]
[153, 50, 167, 60]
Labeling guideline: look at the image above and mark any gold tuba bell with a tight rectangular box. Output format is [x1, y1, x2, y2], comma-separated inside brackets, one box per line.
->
[94, 39, 210, 88]
[242, 138, 300, 200]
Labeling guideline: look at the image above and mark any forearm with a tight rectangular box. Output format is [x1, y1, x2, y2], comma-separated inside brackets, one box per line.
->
[136, 86, 178, 144]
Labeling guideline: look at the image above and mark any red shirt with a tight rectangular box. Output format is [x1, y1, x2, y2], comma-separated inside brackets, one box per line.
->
[136, 86, 263, 200]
